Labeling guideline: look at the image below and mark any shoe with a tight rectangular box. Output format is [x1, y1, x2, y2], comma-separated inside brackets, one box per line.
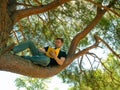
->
[1, 43, 16, 55]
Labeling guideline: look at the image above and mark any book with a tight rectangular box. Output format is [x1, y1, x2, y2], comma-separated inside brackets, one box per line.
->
[46, 46, 60, 58]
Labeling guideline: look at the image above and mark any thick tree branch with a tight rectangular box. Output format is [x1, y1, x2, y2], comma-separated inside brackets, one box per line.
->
[67, 8, 106, 57]
[72, 35, 99, 60]
[14, 0, 71, 23]
[72, 34, 120, 60]
[0, 53, 69, 78]
[67, 0, 117, 58]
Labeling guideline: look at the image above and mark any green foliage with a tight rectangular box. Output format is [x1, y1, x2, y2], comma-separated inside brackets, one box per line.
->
[12, 0, 97, 53]
[15, 76, 50, 90]
[58, 54, 120, 90]
[95, 17, 120, 50]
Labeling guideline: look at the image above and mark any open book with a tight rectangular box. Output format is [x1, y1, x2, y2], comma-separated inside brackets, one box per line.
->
[46, 46, 60, 58]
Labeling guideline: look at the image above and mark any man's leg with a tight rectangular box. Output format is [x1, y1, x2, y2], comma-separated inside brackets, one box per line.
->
[22, 55, 50, 66]
[13, 41, 40, 56]
[13, 40, 50, 66]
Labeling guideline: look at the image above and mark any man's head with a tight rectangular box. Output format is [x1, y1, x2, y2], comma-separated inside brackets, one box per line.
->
[55, 38, 64, 48]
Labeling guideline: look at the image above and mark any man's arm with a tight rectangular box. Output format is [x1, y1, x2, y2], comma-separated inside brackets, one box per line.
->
[50, 52, 65, 66]
[54, 57, 65, 66]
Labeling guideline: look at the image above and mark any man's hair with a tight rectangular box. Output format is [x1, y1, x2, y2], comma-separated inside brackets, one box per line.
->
[56, 38, 64, 43]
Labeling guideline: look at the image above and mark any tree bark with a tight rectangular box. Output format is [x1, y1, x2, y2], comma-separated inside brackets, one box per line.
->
[0, 0, 16, 48]
[14, 0, 71, 23]
[0, 0, 9, 46]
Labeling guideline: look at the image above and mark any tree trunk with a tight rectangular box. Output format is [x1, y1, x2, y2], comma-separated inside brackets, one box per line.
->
[0, 54, 67, 78]
[0, 0, 16, 49]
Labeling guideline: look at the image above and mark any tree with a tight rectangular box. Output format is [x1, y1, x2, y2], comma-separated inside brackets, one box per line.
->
[0, 0, 120, 78]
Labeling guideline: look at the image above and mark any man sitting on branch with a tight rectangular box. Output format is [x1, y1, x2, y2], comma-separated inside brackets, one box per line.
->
[12, 38, 67, 67]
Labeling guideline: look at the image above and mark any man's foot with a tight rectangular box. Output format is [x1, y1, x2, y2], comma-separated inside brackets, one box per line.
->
[1, 43, 16, 55]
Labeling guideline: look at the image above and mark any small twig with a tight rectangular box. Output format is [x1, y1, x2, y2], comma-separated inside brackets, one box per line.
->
[73, 35, 100, 59]
[95, 35, 120, 59]
[85, 55, 94, 70]
[11, 30, 19, 43]
[34, 0, 42, 5]
[17, 2, 33, 7]
[78, 56, 84, 72]
[85, 0, 120, 17]
[18, 22, 26, 41]
[87, 51, 112, 73]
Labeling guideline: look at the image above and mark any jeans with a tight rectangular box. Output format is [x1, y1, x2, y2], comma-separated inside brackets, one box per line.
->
[13, 41, 50, 66]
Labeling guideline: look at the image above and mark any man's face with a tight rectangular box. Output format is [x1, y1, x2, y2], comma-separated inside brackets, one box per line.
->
[55, 39, 63, 48]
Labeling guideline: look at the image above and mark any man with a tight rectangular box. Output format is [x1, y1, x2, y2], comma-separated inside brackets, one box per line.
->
[12, 38, 67, 67]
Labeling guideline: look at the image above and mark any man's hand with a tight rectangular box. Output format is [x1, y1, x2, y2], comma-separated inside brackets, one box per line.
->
[49, 51, 57, 59]
[39, 48, 65, 66]
[50, 51, 65, 66]
[39, 48, 46, 54]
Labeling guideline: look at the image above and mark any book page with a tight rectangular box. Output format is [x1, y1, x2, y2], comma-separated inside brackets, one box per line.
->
[46, 46, 60, 58]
